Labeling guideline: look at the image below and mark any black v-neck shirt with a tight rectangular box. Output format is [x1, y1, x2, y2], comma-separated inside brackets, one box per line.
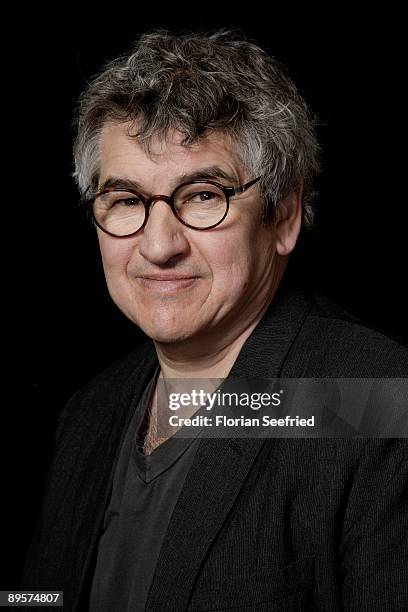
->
[89, 366, 201, 612]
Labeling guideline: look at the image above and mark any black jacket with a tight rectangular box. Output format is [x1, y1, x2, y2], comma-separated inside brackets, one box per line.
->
[21, 280, 408, 611]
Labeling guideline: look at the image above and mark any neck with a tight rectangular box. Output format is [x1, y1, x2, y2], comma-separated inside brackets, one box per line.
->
[154, 322, 256, 380]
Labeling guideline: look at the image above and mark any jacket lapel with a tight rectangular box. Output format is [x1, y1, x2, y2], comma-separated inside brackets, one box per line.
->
[146, 280, 314, 611]
[74, 344, 159, 609]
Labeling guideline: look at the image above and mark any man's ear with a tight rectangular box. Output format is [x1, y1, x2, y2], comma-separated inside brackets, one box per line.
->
[275, 180, 303, 256]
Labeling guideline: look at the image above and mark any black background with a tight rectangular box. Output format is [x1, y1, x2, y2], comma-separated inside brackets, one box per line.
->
[3, 8, 407, 587]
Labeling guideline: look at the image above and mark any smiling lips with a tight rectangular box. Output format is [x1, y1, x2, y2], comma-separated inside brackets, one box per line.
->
[137, 274, 199, 292]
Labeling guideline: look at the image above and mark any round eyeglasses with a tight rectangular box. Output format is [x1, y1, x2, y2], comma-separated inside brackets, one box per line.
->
[81, 176, 262, 237]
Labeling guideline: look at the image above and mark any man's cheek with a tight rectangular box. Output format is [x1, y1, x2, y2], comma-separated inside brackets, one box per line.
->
[105, 269, 128, 301]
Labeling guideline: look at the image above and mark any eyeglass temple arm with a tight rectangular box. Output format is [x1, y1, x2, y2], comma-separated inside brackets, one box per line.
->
[229, 176, 261, 196]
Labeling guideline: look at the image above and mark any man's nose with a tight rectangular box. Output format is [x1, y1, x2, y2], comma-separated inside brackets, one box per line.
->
[137, 199, 190, 265]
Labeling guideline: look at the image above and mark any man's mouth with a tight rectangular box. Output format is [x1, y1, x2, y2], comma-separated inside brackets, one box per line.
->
[137, 275, 199, 292]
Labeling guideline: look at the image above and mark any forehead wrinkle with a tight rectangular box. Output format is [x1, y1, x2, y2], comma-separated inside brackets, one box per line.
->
[100, 123, 243, 192]
[98, 165, 241, 194]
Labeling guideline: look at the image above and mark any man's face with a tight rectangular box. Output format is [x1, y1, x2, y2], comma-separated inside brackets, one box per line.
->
[96, 122, 282, 348]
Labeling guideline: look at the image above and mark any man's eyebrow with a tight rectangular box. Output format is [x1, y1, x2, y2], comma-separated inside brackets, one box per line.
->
[98, 166, 239, 193]
[177, 166, 239, 185]
[98, 177, 145, 193]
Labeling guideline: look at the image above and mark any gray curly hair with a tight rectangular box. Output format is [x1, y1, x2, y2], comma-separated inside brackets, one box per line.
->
[73, 29, 322, 228]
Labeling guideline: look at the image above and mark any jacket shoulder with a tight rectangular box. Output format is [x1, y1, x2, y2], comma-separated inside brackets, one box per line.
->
[286, 289, 408, 376]
[54, 339, 157, 444]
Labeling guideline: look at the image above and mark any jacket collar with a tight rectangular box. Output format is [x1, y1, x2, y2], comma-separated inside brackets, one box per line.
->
[145, 278, 314, 610]
[229, 277, 314, 378]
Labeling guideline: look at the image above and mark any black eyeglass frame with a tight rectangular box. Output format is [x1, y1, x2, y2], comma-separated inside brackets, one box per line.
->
[80, 176, 262, 238]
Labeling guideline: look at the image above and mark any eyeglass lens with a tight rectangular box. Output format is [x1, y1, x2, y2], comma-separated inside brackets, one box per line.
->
[93, 182, 228, 236]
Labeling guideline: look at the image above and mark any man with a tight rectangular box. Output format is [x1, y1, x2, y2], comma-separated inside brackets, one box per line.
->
[22, 30, 407, 611]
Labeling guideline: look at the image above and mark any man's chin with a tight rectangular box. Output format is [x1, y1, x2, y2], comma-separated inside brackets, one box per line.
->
[140, 323, 196, 345]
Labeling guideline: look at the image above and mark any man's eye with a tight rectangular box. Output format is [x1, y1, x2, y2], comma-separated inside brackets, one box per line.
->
[114, 197, 142, 207]
[190, 191, 216, 202]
